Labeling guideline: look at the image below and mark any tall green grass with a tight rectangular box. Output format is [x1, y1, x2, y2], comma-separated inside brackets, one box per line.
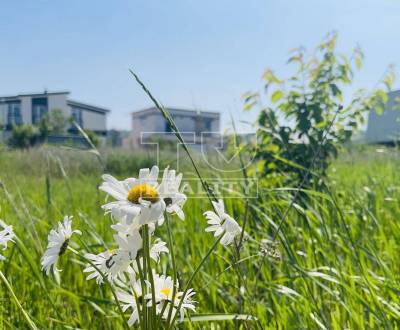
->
[0, 145, 399, 329]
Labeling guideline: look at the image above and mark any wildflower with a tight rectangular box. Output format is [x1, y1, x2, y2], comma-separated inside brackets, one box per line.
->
[149, 273, 175, 303]
[260, 239, 281, 262]
[204, 199, 241, 246]
[114, 230, 143, 259]
[116, 278, 143, 326]
[99, 167, 166, 229]
[147, 273, 196, 322]
[41, 216, 81, 275]
[111, 216, 140, 236]
[150, 238, 169, 263]
[0, 220, 15, 261]
[83, 250, 135, 284]
[158, 167, 187, 221]
[173, 288, 197, 322]
[84, 231, 142, 284]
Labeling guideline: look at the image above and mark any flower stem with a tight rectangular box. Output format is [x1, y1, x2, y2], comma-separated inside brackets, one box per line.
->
[136, 256, 147, 329]
[167, 236, 222, 329]
[0, 270, 38, 330]
[133, 288, 143, 329]
[165, 214, 178, 326]
[143, 225, 157, 328]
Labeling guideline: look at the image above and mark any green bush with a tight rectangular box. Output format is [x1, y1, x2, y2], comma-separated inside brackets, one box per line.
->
[49, 108, 67, 133]
[244, 33, 395, 188]
[7, 124, 40, 149]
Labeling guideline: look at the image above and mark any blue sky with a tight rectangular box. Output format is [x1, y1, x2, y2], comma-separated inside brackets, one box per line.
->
[0, 0, 399, 130]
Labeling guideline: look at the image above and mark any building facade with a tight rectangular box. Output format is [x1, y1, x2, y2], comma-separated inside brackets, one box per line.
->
[130, 107, 220, 148]
[0, 91, 110, 136]
[366, 90, 400, 143]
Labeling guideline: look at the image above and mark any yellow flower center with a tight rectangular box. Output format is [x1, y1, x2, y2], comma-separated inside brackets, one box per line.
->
[127, 184, 159, 204]
[160, 287, 171, 297]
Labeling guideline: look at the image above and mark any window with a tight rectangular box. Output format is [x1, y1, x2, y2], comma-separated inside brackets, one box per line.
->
[71, 107, 83, 127]
[7, 102, 22, 127]
[204, 118, 213, 131]
[32, 97, 48, 124]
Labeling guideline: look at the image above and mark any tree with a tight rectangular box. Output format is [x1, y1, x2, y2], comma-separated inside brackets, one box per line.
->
[38, 114, 50, 140]
[7, 125, 39, 149]
[244, 32, 395, 188]
[49, 108, 67, 133]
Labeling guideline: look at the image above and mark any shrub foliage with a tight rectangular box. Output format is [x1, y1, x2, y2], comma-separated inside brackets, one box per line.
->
[244, 33, 395, 187]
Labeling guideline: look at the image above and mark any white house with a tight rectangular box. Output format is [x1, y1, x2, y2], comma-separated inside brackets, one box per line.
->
[130, 107, 220, 148]
[0, 91, 110, 138]
[366, 90, 400, 143]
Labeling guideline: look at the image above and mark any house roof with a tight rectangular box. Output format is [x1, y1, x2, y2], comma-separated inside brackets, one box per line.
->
[0, 91, 110, 114]
[132, 106, 220, 118]
[67, 100, 110, 114]
[0, 91, 70, 101]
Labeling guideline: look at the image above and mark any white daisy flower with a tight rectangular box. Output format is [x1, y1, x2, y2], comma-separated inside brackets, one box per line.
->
[111, 217, 156, 237]
[173, 288, 197, 322]
[158, 167, 187, 221]
[150, 239, 169, 263]
[147, 273, 175, 303]
[147, 273, 196, 322]
[204, 199, 242, 246]
[110, 217, 135, 236]
[114, 230, 143, 259]
[40, 216, 81, 275]
[83, 250, 135, 284]
[99, 166, 166, 229]
[116, 278, 143, 326]
[84, 230, 142, 284]
[0, 220, 15, 261]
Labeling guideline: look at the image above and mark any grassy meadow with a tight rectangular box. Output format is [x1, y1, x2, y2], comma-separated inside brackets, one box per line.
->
[0, 145, 400, 329]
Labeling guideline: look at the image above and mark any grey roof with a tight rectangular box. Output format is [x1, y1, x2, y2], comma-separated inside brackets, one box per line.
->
[0, 91, 70, 100]
[0, 91, 110, 114]
[132, 106, 220, 118]
[67, 100, 110, 113]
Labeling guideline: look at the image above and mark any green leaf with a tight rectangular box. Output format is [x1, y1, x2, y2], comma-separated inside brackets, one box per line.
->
[287, 55, 303, 64]
[353, 46, 364, 70]
[329, 84, 341, 97]
[183, 314, 257, 322]
[262, 69, 281, 84]
[355, 57, 362, 70]
[315, 120, 328, 129]
[271, 90, 284, 103]
[243, 100, 257, 112]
